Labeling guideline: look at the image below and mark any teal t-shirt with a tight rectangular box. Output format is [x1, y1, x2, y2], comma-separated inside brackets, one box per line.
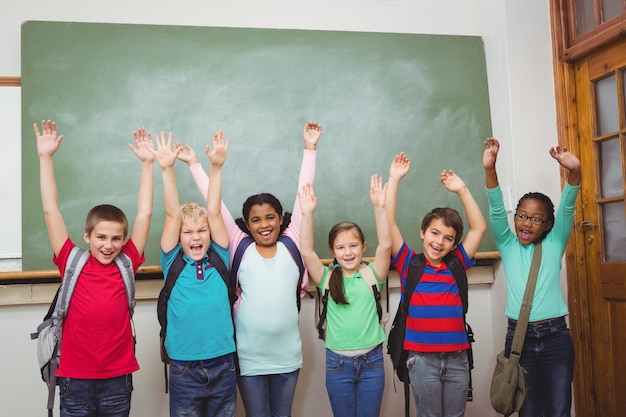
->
[319, 264, 386, 351]
[160, 242, 234, 360]
[487, 183, 580, 321]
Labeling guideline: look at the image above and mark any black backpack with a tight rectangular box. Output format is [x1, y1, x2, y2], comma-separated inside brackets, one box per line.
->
[156, 247, 232, 392]
[387, 252, 475, 417]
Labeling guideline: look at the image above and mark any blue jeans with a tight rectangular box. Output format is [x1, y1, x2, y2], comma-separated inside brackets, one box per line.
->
[169, 354, 237, 417]
[504, 316, 574, 417]
[59, 374, 133, 417]
[237, 370, 299, 417]
[325, 344, 385, 417]
[407, 350, 469, 417]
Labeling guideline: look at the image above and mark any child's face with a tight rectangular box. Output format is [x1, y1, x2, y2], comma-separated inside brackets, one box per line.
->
[514, 199, 552, 245]
[179, 216, 211, 261]
[330, 229, 367, 275]
[245, 203, 283, 248]
[420, 218, 457, 266]
[83, 220, 126, 265]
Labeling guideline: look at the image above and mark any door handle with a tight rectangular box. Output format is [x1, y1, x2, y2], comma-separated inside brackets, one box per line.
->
[581, 221, 593, 231]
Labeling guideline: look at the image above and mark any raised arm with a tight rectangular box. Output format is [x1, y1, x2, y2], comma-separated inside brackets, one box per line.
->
[386, 152, 411, 258]
[440, 170, 486, 258]
[290, 121, 323, 231]
[483, 137, 500, 189]
[549, 146, 581, 186]
[152, 132, 182, 253]
[34, 120, 68, 256]
[370, 174, 391, 281]
[298, 183, 325, 285]
[205, 130, 229, 249]
[127, 128, 155, 255]
[181, 142, 239, 241]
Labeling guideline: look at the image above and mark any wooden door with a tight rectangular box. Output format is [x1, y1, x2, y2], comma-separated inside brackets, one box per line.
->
[570, 40, 626, 416]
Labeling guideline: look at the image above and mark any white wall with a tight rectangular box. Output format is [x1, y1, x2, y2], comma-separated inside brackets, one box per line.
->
[0, 0, 566, 416]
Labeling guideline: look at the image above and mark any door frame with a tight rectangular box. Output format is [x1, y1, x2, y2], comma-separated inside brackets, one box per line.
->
[550, 2, 626, 415]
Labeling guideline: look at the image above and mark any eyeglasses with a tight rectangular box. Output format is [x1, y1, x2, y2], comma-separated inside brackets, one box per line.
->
[514, 213, 546, 225]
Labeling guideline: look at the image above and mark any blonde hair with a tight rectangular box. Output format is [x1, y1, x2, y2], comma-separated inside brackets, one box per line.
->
[180, 202, 208, 223]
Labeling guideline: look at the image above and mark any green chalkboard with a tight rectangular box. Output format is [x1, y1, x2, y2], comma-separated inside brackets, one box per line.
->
[21, 21, 494, 271]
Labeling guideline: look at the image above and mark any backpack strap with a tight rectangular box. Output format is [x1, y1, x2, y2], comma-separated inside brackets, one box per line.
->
[114, 252, 136, 315]
[231, 234, 306, 311]
[207, 248, 235, 307]
[405, 253, 427, 306]
[277, 235, 306, 311]
[358, 263, 389, 327]
[230, 236, 254, 292]
[316, 268, 332, 340]
[56, 247, 91, 319]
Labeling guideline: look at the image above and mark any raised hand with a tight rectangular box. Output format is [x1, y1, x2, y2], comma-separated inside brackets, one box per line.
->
[151, 131, 180, 169]
[483, 137, 500, 170]
[389, 152, 410, 180]
[441, 169, 467, 194]
[176, 143, 199, 165]
[370, 174, 387, 208]
[34, 120, 64, 158]
[549, 146, 580, 172]
[205, 130, 229, 168]
[298, 183, 317, 215]
[303, 121, 323, 150]
[129, 128, 155, 162]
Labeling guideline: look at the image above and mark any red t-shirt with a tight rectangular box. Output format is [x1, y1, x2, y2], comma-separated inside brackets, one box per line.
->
[53, 238, 144, 379]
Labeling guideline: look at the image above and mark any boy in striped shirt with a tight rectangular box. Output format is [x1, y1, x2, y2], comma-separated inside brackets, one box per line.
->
[386, 152, 486, 417]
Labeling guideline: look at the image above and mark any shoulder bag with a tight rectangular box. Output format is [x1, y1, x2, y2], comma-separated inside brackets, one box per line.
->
[489, 242, 542, 416]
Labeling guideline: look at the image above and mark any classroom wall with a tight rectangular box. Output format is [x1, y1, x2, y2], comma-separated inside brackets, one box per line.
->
[0, 0, 567, 416]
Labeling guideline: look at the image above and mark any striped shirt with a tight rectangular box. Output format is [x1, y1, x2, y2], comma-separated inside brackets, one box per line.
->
[391, 242, 475, 352]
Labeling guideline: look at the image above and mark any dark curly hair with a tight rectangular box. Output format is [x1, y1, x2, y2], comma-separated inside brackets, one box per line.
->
[516, 192, 555, 242]
[235, 193, 292, 234]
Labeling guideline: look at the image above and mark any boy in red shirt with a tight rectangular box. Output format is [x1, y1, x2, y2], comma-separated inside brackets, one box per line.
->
[34, 120, 154, 417]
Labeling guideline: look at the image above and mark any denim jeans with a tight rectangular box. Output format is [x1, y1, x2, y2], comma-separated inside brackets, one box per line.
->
[237, 369, 299, 417]
[407, 350, 469, 417]
[325, 344, 385, 417]
[169, 354, 237, 417]
[59, 374, 133, 417]
[504, 316, 574, 417]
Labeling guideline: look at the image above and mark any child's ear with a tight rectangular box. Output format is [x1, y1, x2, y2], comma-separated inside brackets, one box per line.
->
[363, 241, 368, 252]
[544, 221, 554, 234]
[420, 229, 425, 240]
[83, 232, 90, 244]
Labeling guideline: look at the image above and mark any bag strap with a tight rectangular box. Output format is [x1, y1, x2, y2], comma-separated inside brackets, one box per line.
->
[277, 235, 307, 311]
[358, 263, 389, 325]
[510, 242, 543, 357]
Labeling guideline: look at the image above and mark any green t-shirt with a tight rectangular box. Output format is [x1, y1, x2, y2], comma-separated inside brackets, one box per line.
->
[319, 264, 386, 350]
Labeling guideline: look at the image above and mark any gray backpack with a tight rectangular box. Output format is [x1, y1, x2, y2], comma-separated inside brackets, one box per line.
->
[30, 247, 135, 417]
